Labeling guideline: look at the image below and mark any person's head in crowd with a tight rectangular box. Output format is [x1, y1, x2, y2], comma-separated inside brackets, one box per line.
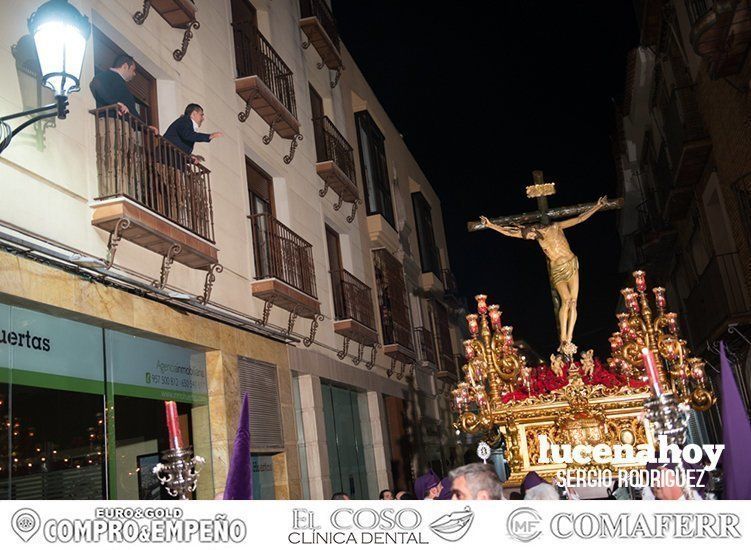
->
[379, 489, 394, 500]
[111, 54, 136, 82]
[414, 470, 441, 500]
[509, 491, 522, 500]
[396, 491, 416, 500]
[522, 471, 560, 500]
[449, 463, 504, 500]
[331, 492, 350, 500]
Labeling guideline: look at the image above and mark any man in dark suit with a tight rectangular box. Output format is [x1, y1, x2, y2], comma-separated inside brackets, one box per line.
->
[163, 104, 223, 163]
[89, 54, 138, 117]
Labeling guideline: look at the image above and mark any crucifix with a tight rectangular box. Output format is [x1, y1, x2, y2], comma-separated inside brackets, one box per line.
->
[468, 170, 623, 358]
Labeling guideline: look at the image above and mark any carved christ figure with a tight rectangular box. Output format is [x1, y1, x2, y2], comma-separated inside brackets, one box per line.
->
[480, 196, 608, 349]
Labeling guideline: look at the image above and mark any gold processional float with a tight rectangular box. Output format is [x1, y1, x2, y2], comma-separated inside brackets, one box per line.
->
[452, 272, 716, 486]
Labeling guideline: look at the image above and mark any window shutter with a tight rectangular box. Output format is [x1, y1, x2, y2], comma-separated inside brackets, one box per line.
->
[372, 248, 413, 349]
[238, 357, 284, 451]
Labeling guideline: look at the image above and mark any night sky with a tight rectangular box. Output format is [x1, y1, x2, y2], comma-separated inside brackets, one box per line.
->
[333, 1, 640, 357]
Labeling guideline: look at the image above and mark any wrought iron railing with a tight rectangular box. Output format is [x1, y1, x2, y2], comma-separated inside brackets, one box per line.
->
[313, 116, 356, 182]
[232, 23, 297, 119]
[685, 0, 713, 25]
[299, 0, 340, 51]
[331, 268, 375, 329]
[414, 327, 437, 365]
[372, 248, 413, 350]
[686, 253, 749, 344]
[249, 212, 317, 298]
[91, 106, 215, 242]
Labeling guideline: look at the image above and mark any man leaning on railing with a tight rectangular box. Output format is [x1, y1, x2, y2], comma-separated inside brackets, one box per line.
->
[163, 103, 223, 164]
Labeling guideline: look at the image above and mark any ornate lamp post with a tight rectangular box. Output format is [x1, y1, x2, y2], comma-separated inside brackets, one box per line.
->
[1, 0, 90, 154]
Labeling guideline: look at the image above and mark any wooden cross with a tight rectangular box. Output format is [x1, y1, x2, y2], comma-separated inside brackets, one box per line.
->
[467, 170, 623, 232]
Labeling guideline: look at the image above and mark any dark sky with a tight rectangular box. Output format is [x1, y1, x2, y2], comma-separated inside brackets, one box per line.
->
[333, 1, 639, 356]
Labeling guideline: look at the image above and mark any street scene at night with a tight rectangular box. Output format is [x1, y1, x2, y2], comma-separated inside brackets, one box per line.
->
[1, 0, 751, 547]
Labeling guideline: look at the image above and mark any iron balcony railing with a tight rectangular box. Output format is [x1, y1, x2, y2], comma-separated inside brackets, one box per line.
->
[233, 24, 297, 119]
[299, 0, 340, 51]
[331, 268, 375, 329]
[372, 248, 413, 350]
[91, 105, 215, 242]
[414, 327, 437, 365]
[686, 252, 749, 345]
[249, 212, 317, 298]
[685, 0, 713, 25]
[312, 116, 356, 182]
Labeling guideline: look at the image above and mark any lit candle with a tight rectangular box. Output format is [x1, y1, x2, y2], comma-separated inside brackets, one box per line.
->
[633, 271, 647, 292]
[475, 294, 488, 315]
[653, 287, 666, 309]
[466, 314, 479, 335]
[641, 348, 662, 397]
[502, 326, 513, 345]
[665, 313, 678, 335]
[617, 313, 630, 335]
[488, 305, 502, 329]
[463, 340, 475, 360]
[164, 401, 184, 450]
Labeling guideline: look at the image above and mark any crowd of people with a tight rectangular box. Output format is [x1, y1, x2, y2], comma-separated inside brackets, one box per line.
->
[331, 461, 709, 501]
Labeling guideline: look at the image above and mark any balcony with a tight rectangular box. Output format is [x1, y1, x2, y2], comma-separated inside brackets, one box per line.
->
[90, 106, 218, 273]
[661, 85, 712, 218]
[633, 199, 677, 276]
[313, 116, 359, 222]
[331, 269, 378, 346]
[688, 0, 751, 78]
[373, 248, 415, 364]
[249, 213, 320, 318]
[299, 0, 344, 87]
[414, 326, 437, 366]
[132, 0, 199, 62]
[233, 24, 302, 164]
[685, 253, 751, 344]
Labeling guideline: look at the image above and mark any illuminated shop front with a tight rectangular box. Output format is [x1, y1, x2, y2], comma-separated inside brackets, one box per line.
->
[0, 302, 212, 500]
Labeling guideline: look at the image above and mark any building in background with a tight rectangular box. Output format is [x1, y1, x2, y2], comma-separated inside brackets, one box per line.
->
[614, 0, 751, 441]
[0, 0, 464, 500]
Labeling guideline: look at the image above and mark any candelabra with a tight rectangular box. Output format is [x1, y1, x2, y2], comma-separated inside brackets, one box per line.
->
[607, 271, 715, 411]
[153, 446, 205, 500]
[451, 294, 525, 437]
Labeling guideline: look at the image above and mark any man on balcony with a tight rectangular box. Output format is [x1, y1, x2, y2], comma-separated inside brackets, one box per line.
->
[89, 54, 138, 118]
[163, 104, 223, 164]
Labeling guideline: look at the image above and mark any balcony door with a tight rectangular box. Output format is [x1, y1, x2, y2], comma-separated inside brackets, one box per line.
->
[247, 158, 274, 279]
[92, 28, 157, 127]
[309, 84, 325, 161]
[326, 225, 343, 318]
[231, 0, 258, 78]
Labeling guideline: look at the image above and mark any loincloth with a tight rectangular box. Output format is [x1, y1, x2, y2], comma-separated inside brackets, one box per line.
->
[549, 256, 579, 286]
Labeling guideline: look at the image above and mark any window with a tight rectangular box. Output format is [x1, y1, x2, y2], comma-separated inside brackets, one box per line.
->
[412, 192, 441, 277]
[231, 0, 258, 78]
[355, 111, 394, 226]
[93, 28, 158, 126]
[325, 225, 344, 318]
[246, 157, 274, 216]
[372, 249, 412, 349]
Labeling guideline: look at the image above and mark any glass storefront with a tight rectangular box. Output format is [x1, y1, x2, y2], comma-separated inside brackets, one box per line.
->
[321, 382, 370, 499]
[0, 302, 212, 500]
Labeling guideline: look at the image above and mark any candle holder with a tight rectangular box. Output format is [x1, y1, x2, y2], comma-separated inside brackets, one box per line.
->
[153, 446, 205, 500]
[643, 392, 693, 499]
[607, 270, 715, 412]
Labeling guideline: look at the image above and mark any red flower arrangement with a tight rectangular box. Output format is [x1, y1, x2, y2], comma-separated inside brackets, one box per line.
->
[501, 357, 648, 403]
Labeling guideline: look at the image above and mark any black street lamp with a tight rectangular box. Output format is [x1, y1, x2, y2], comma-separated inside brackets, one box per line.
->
[0, 0, 90, 154]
